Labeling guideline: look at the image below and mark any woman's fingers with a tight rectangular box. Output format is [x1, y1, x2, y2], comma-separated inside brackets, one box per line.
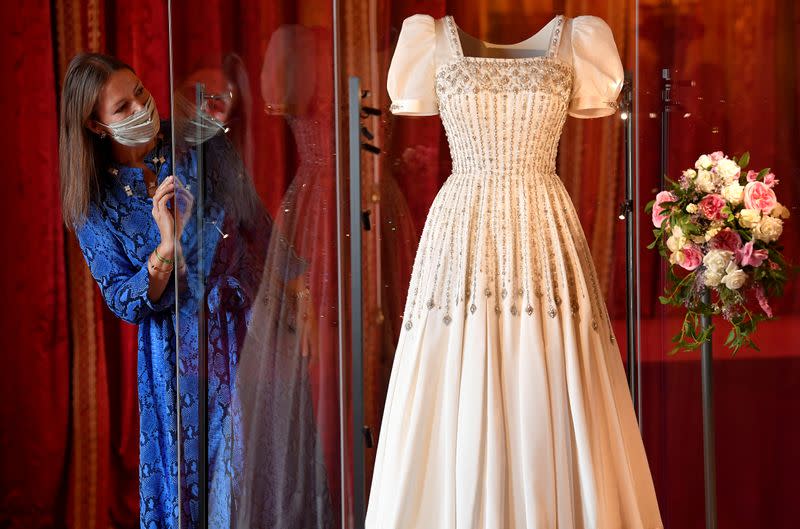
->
[151, 184, 169, 203]
[152, 191, 175, 220]
[158, 190, 175, 210]
[152, 184, 176, 206]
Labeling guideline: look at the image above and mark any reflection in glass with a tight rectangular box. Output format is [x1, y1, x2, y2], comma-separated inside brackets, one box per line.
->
[168, 4, 341, 526]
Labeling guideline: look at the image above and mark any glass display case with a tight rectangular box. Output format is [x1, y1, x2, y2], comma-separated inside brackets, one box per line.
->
[163, 1, 799, 527]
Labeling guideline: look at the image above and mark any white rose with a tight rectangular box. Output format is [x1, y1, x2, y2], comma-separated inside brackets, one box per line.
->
[695, 155, 714, 170]
[704, 226, 721, 241]
[686, 203, 699, 214]
[716, 158, 741, 184]
[721, 182, 744, 206]
[738, 208, 761, 229]
[721, 261, 747, 290]
[704, 270, 724, 287]
[667, 233, 687, 252]
[666, 225, 687, 252]
[683, 169, 697, 180]
[770, 202, 791, 219]
[695, 169, 716, 193]
[703, 249, 733, 273]
[752, 215, 783, 243]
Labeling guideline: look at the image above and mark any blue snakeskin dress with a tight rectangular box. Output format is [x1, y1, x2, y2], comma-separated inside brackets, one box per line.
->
[74, 123, 328, 528]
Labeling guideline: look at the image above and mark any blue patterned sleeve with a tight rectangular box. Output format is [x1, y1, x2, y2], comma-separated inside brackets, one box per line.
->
[76, 209, 175, 325]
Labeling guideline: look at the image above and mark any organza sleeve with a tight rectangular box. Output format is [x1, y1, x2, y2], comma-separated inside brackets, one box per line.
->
[387, 14, 439, 116]
[568, 16, 624, 119]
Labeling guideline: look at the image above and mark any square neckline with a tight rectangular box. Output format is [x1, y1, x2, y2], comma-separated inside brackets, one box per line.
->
[446, 14, 564, 61]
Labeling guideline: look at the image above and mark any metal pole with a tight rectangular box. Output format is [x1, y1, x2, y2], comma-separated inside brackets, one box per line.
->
[166, 3, 182, 528]
[701, 289, 717, 529]
[330, 1, 349, 527]
[195, 82, 208, 529]
[659, 69, 672, 191]
[621, 72, 638, 417]
[348, 76, 366, 529]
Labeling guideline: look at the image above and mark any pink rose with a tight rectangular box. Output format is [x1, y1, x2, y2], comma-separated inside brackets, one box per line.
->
[736, 240, 768, 267]
[710, 228, 743, 253]
[652, 191, 677, 228]
[743, 181, 777, 213]
[755, 284, 773, 318]
[698, 193, 727, 221]
[763, 172, 778, 187]
[710, 151, 725, 161]
[746, 170, 758, 182]
[679, 243, 703, 271]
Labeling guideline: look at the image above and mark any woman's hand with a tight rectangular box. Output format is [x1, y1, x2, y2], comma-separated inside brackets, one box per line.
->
[151, 175, 177, 251]
[151, 175, 195, 251]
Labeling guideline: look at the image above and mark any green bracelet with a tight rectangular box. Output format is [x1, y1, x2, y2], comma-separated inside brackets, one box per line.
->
[154, 246, 174, 265]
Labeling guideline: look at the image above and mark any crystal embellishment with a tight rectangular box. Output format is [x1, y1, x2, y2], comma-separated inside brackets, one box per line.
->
[396, 15, 609, 341]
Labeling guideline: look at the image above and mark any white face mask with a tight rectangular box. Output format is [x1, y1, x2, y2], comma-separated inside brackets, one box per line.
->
[99, 94, 160, 147]
[173, 91, 228, 146]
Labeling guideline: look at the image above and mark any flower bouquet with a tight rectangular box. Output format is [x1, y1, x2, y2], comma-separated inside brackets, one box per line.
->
[646, 151, 791, 354]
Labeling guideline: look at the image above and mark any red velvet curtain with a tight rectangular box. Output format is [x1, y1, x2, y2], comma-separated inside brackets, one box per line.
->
[0, 2, 69, 528]
[0, 1, 171, 528]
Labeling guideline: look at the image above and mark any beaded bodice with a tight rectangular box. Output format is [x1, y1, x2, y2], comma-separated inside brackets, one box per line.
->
[436, 15, 572, 176]
[400, 16, 615, 343]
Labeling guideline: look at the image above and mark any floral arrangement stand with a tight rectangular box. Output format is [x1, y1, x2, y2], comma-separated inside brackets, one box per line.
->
[699, 288, 717, 529]
[647, 151, 791, 529]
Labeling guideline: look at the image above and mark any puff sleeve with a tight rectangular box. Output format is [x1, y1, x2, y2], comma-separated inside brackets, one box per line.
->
[387, 14, 438, 116]
[568, 16, 624, 118]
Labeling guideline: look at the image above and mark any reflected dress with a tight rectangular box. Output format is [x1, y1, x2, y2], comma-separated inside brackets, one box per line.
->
[365, 14, 664, 529]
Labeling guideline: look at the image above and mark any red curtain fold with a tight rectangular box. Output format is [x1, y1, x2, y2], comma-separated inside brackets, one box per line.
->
[0, 1, 69, 528]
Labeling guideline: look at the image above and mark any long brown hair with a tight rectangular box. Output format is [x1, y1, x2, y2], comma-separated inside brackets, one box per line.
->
[59, 53, 133, 228]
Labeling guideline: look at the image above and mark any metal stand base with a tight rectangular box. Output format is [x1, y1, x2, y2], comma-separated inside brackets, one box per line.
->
[700, 289, 718, 529]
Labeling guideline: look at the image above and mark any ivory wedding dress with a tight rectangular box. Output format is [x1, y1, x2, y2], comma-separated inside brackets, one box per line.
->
[365, 14, 663, 529]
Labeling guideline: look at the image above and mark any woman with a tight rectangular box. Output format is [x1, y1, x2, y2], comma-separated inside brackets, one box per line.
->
[59, 53, 333, 529]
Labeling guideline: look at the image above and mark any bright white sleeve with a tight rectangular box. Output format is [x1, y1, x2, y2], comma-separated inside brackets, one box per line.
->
[568, 16, 624, 119]
[387, 14, 439, 116]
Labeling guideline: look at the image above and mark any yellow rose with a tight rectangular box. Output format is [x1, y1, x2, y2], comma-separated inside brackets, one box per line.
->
[753, 216, 783, 243]
[770, 202, 791, 219]
[738, 208, 761, 229]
